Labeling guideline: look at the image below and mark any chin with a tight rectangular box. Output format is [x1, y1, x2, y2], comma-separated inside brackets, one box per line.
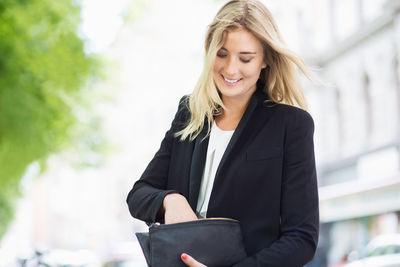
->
[219, 89, 247, 100]
[217, 83, 254, 100]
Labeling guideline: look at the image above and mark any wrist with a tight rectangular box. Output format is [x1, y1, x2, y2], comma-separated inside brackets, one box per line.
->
[163, 193, 183, 210]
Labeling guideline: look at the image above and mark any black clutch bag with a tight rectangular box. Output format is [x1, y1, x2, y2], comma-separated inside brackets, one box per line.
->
[135, 218, 247, 267]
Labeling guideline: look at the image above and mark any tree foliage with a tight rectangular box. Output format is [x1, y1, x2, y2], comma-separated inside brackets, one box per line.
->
[0, 0, 99, 239]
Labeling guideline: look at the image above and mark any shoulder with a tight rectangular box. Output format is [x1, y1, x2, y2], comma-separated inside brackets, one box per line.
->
[177, 94, 190, 116]
[254, 87, 314, 127]
[276, 103, 313, 123]
[264, 102, 314, 130]
[171, 94, 191, 130]
[178, 94, 190, 105]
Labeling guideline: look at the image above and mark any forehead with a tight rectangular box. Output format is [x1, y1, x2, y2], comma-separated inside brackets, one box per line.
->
[221, 28, 263, 52]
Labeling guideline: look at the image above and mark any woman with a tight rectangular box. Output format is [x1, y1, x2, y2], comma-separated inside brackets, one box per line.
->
[127, 0, 319, 266]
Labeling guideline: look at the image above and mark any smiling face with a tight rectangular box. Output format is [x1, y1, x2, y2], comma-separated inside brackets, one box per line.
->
[213, 28, 266, 105]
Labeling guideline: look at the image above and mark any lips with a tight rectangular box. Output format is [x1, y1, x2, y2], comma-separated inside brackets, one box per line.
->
[221, 75, 242, 85]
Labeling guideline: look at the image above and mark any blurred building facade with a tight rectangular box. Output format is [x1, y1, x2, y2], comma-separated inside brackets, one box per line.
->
[289, 0, 400, 266]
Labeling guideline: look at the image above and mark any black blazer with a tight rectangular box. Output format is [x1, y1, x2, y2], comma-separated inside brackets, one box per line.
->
[127, 82, 319, 267]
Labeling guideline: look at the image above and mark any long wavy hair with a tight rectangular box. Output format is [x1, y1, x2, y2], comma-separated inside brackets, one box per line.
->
[175, 0, 315, 141]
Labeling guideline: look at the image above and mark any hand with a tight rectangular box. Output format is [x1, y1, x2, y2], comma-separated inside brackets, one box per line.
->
[163, 193, 197, 224]
[181, 253, 207, 267]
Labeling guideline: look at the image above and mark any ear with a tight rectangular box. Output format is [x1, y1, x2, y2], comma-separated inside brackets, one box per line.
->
[261, 61, 267, 69]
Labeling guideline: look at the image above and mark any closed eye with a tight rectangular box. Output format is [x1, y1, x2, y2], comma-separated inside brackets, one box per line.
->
[216, 54, 252, 63]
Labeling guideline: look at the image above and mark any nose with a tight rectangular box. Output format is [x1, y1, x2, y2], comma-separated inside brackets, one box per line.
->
[224, 56, 239, 77]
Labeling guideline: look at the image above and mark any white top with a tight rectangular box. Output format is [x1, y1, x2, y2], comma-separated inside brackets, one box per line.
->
[196, 121, 235, 218]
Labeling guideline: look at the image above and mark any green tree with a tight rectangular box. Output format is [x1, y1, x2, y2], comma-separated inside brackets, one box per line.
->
[0, 0, 100, 239]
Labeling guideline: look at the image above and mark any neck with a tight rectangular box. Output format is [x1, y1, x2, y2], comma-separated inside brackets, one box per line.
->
[215, 95, 252, 130]
[222, 100, 246, 119]
[221, 94, 252, 119]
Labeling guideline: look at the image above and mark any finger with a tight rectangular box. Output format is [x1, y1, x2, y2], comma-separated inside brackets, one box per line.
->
[181, 253, 207, 267]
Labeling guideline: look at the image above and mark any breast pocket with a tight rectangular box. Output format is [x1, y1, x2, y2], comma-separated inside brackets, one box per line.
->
[246, 146, 283, 161]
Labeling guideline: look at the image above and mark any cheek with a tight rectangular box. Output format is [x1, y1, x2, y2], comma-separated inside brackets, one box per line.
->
[242, 65, 261, 78]
[213, 64, 218, 73]
[213, 61, 222, 73]
[212, 67, 220, 81]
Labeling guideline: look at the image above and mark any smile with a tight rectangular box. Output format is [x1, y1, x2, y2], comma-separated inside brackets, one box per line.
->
[222, 75, 242, 85]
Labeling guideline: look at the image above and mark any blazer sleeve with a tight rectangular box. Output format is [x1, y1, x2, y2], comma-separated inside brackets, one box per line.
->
[233, 109, 319, 267]
[126, 96, 189, 224]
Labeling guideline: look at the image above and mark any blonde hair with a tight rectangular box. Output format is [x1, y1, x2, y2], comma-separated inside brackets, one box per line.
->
[176, 0, 315, 141]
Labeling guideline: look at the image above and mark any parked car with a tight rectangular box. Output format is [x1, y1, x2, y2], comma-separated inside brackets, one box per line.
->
[344, 234, 400, 267]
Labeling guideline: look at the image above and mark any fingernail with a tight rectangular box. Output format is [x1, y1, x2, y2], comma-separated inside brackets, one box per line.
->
[181, 253, 188, 260]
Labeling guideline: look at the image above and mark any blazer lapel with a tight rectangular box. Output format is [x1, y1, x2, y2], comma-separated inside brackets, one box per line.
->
[188, 124, 209, 211]
[214, 91, 259, 180]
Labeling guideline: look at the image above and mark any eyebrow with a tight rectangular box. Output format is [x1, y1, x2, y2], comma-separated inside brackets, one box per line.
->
[220, 47, 257, 55]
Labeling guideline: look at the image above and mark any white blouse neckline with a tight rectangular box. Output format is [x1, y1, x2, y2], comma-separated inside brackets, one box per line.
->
[213, 120, 235, 133]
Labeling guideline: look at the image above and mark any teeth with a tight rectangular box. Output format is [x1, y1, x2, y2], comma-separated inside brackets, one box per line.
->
[224, 76, 240, 83]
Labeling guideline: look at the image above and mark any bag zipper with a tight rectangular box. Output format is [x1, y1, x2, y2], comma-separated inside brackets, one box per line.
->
[149, 217, 238, 230]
